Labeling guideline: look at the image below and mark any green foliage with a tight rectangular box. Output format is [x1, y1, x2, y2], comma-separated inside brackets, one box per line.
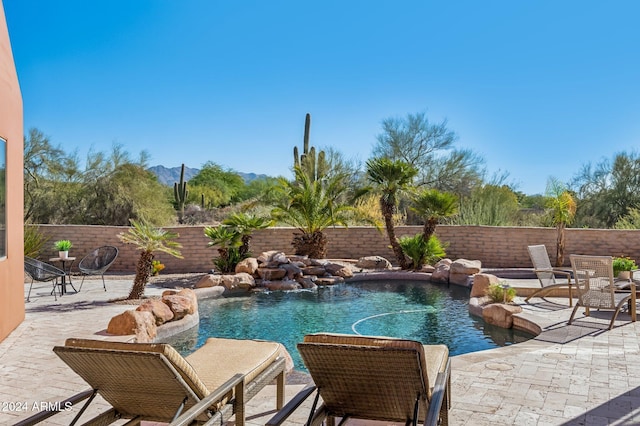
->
[204, 224, 243, 273]
[53, 239, 72, 251]
[24, 224, 48, 258]
[613, 256, 637, 276]
[118, 219, 183, 299]
[453, 184, 519, 226]
[572, 152, 640, 228]
[173, 163, 188, 223]
[189, 162, 245, 206]
[151, 260, 165, 276]
[411, 189, 458, 241]
[293, 113, 328, 182]
[372, 112, 483, 196]
[614, 208, 640, 229]
[24, 130, 174, 226]
[398, 234, 446, 269]
[486, 282, 517, 303]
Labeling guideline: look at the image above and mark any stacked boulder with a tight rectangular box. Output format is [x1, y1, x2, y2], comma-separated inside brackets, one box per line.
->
[106, 288, 198, 343]
[430, 258, 481, 287]
[196, 251, 356, 292]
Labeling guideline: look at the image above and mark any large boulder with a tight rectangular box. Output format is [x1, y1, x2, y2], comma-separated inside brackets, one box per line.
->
[107, 310, 157, 343]
[279, 263, 303, 280]
[470, 274, 501, 298]
[220, 272, 256, 291]
[302, 266, 327, 276]
[324, 263, 354, 278]
[355, 256, 392, 270]
[263, 280, 301, 291]
[195, 274, 224, 288]
[450, 259, 482, 275]
[256, 268, 287, 281]
[430, 259, 452, 284]
[162, 294, 196, 320]
[482, 304, 523, 329]
[257, 250, 279, 264]
[235, 258, 259, 275]
[136, 299, 174, 325]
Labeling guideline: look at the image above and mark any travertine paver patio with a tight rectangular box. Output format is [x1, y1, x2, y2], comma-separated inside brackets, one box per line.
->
[2, 275, 640, 425]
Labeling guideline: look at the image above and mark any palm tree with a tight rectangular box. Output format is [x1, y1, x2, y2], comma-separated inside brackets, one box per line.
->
[546, 178, 576, 267]
[204, 225, 243, 273]
[271, 166, 353, 258]
[118, 219, 183, 299]
[222, 212, 273, 257]
[411, 189, 458, 242]
[365, 157, 418, 269]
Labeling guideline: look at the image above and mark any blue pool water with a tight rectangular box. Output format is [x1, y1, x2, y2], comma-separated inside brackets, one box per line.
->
[166, 280, 533, 371]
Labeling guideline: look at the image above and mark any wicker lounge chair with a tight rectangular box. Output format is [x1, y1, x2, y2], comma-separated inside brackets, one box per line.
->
[18, 337, 286, 426]
[569, 254, 637, 329]
[24, 256, 66, 302]
[77, 245, 119, 291]
[525, 244, 574, 306]
[267, 333, 451, 426]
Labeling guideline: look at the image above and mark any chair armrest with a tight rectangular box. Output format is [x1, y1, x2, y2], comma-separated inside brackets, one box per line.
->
[266, 384, 317, 426]
[170, 373, 244, 426]
[425, 358, 451, 426]
[551, 269, 572, 281]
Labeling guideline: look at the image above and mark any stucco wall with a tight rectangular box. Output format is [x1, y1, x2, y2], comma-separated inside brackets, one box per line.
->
[35, 224, 640, 274]
[0, 0, 24, 341]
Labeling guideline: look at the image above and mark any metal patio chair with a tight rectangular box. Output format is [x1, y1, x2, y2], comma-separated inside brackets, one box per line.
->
[77, 245, 118, 291]
[24, 256, 65, 302]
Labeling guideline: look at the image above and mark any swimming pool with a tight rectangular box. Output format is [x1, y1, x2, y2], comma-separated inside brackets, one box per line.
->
[166, 280, 533, 370]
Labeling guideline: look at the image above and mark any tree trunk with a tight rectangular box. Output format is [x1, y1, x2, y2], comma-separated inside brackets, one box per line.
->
[555, 223, 566, 267]
[422, 217, 438, 242]
[381, 202, 407, 269]
[240, 235, 251, 257]
[292, 231, 327, 258]
[128, 250, 154, 300]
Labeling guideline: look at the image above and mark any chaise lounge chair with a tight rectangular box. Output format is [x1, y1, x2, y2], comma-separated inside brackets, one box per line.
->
[525, 244, 574, 306]
[267, 333, 451, 426]
[569, 254, 636, 330]
[17, 337, 286, 426]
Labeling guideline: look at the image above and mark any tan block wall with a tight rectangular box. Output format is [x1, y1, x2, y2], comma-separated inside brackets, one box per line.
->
[36, 225, 640, 273]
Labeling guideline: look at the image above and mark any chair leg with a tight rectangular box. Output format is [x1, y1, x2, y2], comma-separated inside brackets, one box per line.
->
[78, 275, 86, 292]
[27, 279, 34, 302]
[101, 274, 107, 291]
[567, 303, 581, 325]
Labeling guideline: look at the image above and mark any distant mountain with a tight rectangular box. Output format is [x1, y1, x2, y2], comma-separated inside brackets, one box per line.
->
[148, 165, 270, 186]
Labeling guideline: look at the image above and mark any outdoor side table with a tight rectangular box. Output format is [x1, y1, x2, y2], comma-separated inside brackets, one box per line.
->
[49, 257, 77, 295]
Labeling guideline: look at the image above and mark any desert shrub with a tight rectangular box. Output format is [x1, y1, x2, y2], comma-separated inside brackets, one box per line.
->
[24, 224, 48, 258]
[486, 282, 517, 303]
[398, 234, 447, 269]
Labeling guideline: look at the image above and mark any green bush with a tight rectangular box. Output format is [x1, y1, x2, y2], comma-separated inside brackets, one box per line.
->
[398, 234, 446, 269]
[24, 224, 48, 258]
[613, 256, 637, 276]
[486, 282, 517, 303]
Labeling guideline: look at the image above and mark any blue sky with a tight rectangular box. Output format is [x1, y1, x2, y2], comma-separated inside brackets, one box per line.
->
[4, 1, 640, 195]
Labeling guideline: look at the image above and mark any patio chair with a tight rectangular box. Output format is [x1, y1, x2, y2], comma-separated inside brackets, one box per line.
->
[24, 256, 65, 302]
[267, 333, 451, 426]
[18, 337, 286, 426]
[77, 245, 119, 291]
[525, 244, 574, 306]
[569, 254, 637, 329]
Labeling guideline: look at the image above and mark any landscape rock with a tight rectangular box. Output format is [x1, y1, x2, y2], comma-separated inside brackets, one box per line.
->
[195, 274, 224, 288]
[315, 276, 345, 286]
[235, 258, 259, 275]
[279, 263, 303, 279]
[450, 259, 482, 275]
[449, 272, 473, 287]
[272, 252, 289, 264]
[136, 299, 174, 325]
[107, 310, 157, 343]
[302, 266, 326, 276]
[430, 260, 451, 284]
[355, 256, 392, 270]
[256, 268, 287, 281]
[471, 274, 501, 298]
[162, 294, 196, 320]
[297, 277, 318, 289]
[482, 303, 523, 329]
[263, 281, 301, 291]
[257, 250, 279, 264]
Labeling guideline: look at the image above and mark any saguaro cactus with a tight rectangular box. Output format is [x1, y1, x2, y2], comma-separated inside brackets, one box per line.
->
[173, 163, 188, 223]
[293, 113, 328, 182]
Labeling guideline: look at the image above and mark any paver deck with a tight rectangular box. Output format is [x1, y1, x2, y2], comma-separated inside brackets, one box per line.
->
[3, 275, 640, 425]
